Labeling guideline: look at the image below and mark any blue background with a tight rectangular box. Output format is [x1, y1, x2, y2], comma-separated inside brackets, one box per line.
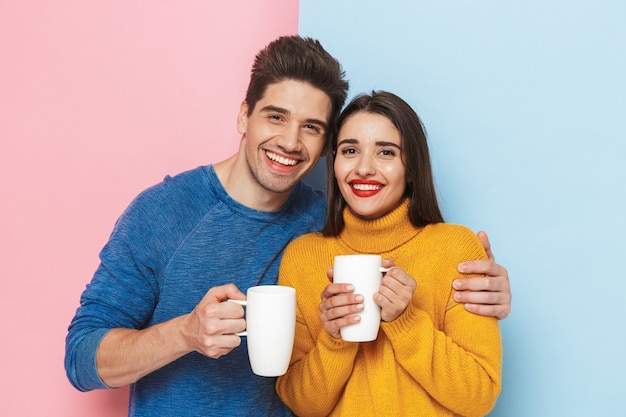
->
[301, 1, 626, 415]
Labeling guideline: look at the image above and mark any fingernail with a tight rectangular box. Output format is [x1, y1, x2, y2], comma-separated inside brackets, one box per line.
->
[453, 292, 461, 301]
[355, 304, 364, 311]
[452, 280, 462, 289]
[355, 295, 364, 302]
[458, 263, 467, 272]
[346, 284, 355, 291]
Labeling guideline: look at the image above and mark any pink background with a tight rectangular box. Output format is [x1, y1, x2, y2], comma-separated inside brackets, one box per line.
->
[1, 1, 297, 415]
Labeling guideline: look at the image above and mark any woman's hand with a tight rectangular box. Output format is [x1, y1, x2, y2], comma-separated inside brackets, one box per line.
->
[319, 267, 365, 338]
[374, 259, 417, 322]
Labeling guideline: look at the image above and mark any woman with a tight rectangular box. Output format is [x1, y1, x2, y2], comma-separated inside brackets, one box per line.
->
[276, 91, 502, 417]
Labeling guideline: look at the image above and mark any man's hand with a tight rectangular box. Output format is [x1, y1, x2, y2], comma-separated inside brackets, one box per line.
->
[183, 284, 247, 358]
[97, 283, 247, 388]
[452, 231, 512, 320]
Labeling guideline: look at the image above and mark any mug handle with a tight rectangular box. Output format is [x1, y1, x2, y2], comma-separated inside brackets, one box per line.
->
[226, 299, 247, 336]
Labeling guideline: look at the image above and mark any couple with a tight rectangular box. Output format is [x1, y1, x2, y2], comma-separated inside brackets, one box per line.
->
[65, 36, 509, 416]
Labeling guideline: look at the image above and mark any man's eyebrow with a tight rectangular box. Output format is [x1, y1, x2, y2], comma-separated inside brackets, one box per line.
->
[260, 105, 289, 115]
[260, 105, 328, 131]
[306, 118, 328, 131]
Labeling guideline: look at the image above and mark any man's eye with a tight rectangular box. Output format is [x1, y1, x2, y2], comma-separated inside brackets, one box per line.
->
[305, 124, 322, 134]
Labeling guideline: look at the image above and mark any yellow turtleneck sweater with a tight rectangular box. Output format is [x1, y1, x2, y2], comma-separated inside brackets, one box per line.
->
[276, 200, 501, 417]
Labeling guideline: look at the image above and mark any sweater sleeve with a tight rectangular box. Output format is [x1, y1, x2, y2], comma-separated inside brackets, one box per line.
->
[380, 225, 502, 417]
[276, 238, 360, 417]
[64, 187, 169, 391]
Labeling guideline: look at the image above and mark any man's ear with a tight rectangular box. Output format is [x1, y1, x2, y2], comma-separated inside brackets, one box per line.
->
[237, 101, 249, 134]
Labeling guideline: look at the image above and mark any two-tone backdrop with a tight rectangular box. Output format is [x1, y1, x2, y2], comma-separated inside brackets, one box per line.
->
[2, 1, 624, 415]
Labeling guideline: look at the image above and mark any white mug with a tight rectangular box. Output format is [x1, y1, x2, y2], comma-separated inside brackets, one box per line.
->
[229, 285, 296, 376]
[333, 254, 390, 342]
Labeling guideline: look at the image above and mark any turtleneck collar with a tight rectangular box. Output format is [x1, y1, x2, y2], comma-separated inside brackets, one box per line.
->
[339, 199, 423, 253]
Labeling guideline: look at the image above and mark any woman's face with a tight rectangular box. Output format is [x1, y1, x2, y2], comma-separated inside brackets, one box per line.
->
[334, 111, 406, 220]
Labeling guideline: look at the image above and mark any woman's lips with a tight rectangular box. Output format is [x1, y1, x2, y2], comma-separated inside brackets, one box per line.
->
[349, 180, 383, 197]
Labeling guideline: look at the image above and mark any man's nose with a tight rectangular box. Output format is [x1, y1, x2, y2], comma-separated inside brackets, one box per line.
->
[276, 124, 301, 152]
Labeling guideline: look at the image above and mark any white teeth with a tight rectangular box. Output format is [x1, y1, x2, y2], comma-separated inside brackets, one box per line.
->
[352, 183, 382, 191]
[266, 151, 298, 166]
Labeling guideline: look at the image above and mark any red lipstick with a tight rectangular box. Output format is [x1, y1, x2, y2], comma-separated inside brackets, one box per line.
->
[349, 180, 383, 198]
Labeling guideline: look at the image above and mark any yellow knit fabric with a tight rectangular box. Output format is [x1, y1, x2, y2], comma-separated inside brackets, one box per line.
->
[276, 200, 501, 417]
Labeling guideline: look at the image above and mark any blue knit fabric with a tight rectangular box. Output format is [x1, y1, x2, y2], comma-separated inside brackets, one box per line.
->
[65, 165, 325, 417]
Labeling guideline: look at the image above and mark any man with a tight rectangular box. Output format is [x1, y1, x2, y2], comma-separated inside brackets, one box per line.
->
[65, 36, 511, 417]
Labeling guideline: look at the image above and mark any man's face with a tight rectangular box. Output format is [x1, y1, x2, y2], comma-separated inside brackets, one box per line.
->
[237, 79, 331, 194]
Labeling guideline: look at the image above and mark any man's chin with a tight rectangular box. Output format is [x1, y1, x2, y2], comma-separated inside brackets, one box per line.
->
[258, 179, 299, 194]
[257, 169, 308, 194]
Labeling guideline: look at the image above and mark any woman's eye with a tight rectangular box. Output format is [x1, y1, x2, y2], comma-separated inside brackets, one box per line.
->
[339, 147, 357, 155]
[380, 149, 396, 157]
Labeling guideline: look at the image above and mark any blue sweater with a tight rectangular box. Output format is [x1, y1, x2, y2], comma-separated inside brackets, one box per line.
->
[65, 165, 326, 417]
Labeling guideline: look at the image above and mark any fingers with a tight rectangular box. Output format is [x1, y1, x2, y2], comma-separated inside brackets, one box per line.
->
[462, 303, 510, 321]
[319, 283, 363, 338]
[188, 313, 246, 358]
[199, 302, 246, 334]
[320, 310, 362, 339]
[384, 267, 415, 289]
[453, 284, 510, 305]
[204, 283, 246, 303]
[321, 282, 353, 301]
[187, 285, 247, 358]
[458, 259, 507, 278]
[321, 283, 359, 314]
[376, 268, 416, 322]
[381, 258, 395, 270]
[201, 297, 246, 321]
[476, 230, 495, 261]
[452, 275, 512, 308]
[453, 271, 509, 292]
[454, 232, 512, 319]
[452, 276, 512, 320]
[197, 333, 243, 359]
[326, 266, 334, 283]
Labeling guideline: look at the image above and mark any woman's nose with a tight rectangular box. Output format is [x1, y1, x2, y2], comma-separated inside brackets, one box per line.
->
[355, 154, 376, 176]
